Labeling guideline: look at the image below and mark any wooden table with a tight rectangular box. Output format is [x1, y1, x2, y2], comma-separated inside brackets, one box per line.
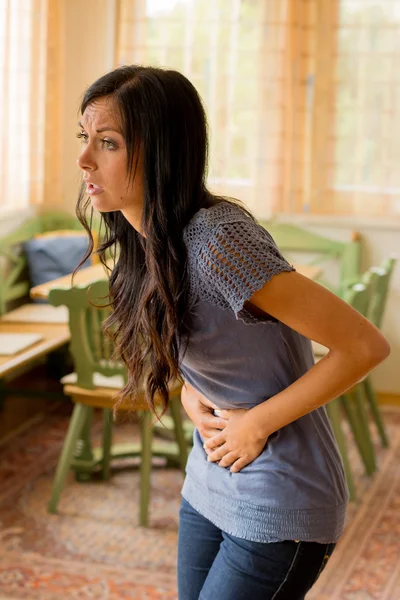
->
[0, 321, 70, 379]
[0, 263, 109, 384]
[30, 262, 322, 301]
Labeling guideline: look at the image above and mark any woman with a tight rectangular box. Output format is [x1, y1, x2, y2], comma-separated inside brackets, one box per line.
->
[76, 65, 390, 600]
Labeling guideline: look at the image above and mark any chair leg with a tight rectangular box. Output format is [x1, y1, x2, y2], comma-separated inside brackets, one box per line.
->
[340, 392, 376, 476]
[168, 395, 188, 473]
[363, 377, 389, 448]
[353, 385, 377, 474]
[139, 410, 154, 527]
[325, 399, 356, 502]
[74, 406, 94, 482]
[102, 408, 113, 480]
[48, 403, 89, 513]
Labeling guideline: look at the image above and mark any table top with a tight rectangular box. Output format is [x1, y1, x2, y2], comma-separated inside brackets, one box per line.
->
[30, 262, 322, 301]
[0, 321, 70, 378]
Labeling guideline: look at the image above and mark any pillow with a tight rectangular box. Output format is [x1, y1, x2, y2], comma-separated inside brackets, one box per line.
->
[24, 233, 92, 292]
[33, 229, 100, 263]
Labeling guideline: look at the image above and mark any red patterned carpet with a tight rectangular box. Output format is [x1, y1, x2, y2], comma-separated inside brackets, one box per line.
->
[0, 403, 399, 600]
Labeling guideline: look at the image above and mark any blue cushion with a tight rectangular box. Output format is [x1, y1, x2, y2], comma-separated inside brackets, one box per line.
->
[24, 235, 91, 290]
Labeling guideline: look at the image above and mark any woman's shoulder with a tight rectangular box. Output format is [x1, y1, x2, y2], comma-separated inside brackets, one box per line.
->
[186, 200, 252, 230]
[183, 199, 294, 321]
[183, 200, 254, 253]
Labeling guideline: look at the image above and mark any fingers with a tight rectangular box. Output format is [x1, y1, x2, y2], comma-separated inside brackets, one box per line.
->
[206, 447, 252, 473]
[230, 457, 251, 473]
[198, 416, 227, 440]
[201, 427, 226, 440]
[203, 431, 225, 450]
[217, 451, 239, 468]
[206, 443, 230, 463]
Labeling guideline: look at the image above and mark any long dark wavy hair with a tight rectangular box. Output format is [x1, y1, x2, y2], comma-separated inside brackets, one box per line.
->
[76, 65, 248, 416]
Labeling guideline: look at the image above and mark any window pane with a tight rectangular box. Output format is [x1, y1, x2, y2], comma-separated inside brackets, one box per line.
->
[118, 0, 286, 216]
[333, 0, 400, 214]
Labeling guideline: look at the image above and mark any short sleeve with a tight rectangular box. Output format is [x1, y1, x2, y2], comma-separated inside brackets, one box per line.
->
[197, 217, 295, 324]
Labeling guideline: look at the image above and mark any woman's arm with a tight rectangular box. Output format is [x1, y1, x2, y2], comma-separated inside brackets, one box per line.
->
[203, 271, 390, 472]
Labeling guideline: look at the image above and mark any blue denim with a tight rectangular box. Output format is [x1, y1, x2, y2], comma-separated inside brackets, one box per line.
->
[178, 498, 336, 600]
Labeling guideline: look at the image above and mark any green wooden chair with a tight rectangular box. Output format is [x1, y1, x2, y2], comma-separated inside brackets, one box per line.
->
[259, 221, 361, 297]
[314, 277, 379, 500]
[324, 398, 356, 501]
[47, 279, 189, 527]
[368, 257, 396, 330]
[340, 281, 378, 477]
[317, 258, 396, 454]
[359, 257, 397, 448]
[314, 256, 396, 482]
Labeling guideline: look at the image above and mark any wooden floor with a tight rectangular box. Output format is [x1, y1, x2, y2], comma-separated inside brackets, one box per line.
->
[0, 363, 65, 439]
[0, 372, 399, 599]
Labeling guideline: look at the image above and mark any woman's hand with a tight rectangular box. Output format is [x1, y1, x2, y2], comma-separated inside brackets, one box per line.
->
[203, 408, 268, 473]
[181, 382, 228, 441]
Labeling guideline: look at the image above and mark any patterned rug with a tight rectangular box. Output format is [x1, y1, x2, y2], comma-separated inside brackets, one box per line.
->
[0, 403, 399, 600]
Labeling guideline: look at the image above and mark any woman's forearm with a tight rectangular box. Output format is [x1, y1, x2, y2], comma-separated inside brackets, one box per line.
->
[251, 344, 390, 441]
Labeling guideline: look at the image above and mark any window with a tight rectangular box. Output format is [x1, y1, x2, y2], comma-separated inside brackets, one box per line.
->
[271, 0, 400, 218]
[117, 0, 288, 219]
[0, 0, 36, 210]
[331, 0, 400, 217]
[0, 0, 63, 211]
[116, 0, 400, 220]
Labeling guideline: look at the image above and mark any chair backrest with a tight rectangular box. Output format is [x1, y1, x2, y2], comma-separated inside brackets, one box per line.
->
[366, 257, 397, 329]
[343, 258, 397, 329]
[48, 279, 126, 389]
[347, 270, 380, 315]
[0, 211, 84, 315]
[260, 221, 361, 296]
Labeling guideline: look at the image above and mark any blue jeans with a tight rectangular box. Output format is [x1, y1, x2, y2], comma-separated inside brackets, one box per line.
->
[178, 498, 336, 600]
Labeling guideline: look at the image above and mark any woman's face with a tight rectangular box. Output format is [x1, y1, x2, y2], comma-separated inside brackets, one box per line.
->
[76, 96, 144, 220]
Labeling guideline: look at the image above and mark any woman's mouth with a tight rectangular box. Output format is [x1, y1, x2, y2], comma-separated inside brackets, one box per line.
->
[86, 182, 104, 195]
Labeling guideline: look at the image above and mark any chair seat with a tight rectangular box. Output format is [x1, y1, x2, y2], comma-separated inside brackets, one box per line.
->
[62, 377, 183, 412]
[63, 383, 149, 411]
[62, 371, 182, 395]
[61, 371, 125, 389]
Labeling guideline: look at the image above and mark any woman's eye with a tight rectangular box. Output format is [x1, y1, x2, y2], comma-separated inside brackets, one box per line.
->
[102, 139, 116, 150]
[76, 132, 88, 143]
[75, 132, 116, 150]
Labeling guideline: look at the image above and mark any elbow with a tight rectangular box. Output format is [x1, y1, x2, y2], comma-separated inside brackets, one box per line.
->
[361, 333, 391, 370]
[327, 330, 391, 383]
[376, 336, 391, 364]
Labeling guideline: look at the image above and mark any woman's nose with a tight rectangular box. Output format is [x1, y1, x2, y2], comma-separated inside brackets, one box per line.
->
[77, 146, 97, 171]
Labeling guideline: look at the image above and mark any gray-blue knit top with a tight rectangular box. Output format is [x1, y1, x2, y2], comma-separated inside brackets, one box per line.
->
[179, 201, 349, 543]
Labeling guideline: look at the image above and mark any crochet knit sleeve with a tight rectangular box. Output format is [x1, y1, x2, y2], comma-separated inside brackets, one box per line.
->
[196, 215, 295, 324]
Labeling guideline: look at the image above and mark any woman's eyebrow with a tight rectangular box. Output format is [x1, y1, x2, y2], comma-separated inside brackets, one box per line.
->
[77, 121, 121, 134]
